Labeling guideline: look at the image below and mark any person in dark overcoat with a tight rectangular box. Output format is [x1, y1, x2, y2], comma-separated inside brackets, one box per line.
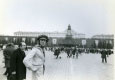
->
[72, 47, 76, 58]
[54, 48, 60, 59]
[3, 43, 15, 76]
[66, 48, 70, 58]
[54, 48, 58, 56]
[10, 42, 26, 80]
[56, 48, 60, 59]
[101, 49, 107, 63]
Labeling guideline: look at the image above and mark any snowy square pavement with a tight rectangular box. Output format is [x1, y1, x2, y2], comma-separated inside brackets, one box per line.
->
[0, 50, 114, 80]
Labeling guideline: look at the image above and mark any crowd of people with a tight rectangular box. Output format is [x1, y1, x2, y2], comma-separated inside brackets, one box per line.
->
[0, 35, 114, 80]
[1, 35, 48, 80]
[53, 47, 113, 61]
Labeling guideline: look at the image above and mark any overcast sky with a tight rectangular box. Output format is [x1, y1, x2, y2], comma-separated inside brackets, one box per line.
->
[0, 0, 115, 37]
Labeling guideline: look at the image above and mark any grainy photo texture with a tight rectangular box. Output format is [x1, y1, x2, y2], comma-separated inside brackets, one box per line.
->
[0, 0, 114, 80]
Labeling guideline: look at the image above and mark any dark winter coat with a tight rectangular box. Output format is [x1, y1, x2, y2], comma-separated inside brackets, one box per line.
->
[72, 49, 76, 55]
[54, 49, 60, 56]
[10, 48, 26, 80]
[3, 47, 15, 68]
[101, 50, 107, 58]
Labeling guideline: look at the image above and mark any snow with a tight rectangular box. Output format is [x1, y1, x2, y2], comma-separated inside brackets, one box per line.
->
[45, 51, 114, 80]
[0, 50, 114, 80]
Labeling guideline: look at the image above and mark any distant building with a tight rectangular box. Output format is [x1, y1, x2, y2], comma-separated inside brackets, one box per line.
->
[92, 34, 114, 39]
[0, 25, 114, 49]
[14, 25, 85, 38]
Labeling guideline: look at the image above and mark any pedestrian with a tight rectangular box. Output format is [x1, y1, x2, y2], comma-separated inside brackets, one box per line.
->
[69, 48, 73, 58]
[3, 43, 15, 77]
[10, 42, 27, 80]
[54, 48, 60, 59]
[54, 48, 58, 58]
[0, 44, 3, 50]
[72, 47, 76, 58]
[23, 35, 49, 80]
[57, 48, 61, 59]
[66, 48, 70, 58]
[76, 49, 79, 59]
[101, 49, 107, 63]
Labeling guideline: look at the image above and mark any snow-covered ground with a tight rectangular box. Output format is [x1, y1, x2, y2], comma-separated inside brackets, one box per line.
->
[45, 51, 114, 80]
[0, 50, 114, 80]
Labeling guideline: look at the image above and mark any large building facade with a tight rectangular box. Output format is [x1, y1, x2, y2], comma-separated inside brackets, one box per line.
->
[92, 35, 114, 39]
[0, 25, 114, 49]
[14, 26, 85, 38]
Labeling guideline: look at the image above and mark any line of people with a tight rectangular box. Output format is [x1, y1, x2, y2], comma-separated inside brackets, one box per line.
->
[53, 47, 113, 63]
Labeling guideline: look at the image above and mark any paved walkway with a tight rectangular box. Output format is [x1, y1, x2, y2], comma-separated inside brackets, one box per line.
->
[0, 50, 7, 80]
[45, 51, 114, 80]
[0, 50, 114, 80]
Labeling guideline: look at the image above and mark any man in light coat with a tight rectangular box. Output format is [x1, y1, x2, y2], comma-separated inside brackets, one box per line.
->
[23, 35, 48, 80]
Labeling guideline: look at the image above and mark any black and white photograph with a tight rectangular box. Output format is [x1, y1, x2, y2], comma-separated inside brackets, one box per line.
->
[0, 0, 114, 80]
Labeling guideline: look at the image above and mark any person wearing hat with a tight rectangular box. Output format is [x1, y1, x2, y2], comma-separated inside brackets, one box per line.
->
[23, 35, 48, 80]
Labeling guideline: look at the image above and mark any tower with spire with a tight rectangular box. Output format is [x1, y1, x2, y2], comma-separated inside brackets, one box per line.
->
[60, 24, 76, 47]
[66, 24, 72, 38]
